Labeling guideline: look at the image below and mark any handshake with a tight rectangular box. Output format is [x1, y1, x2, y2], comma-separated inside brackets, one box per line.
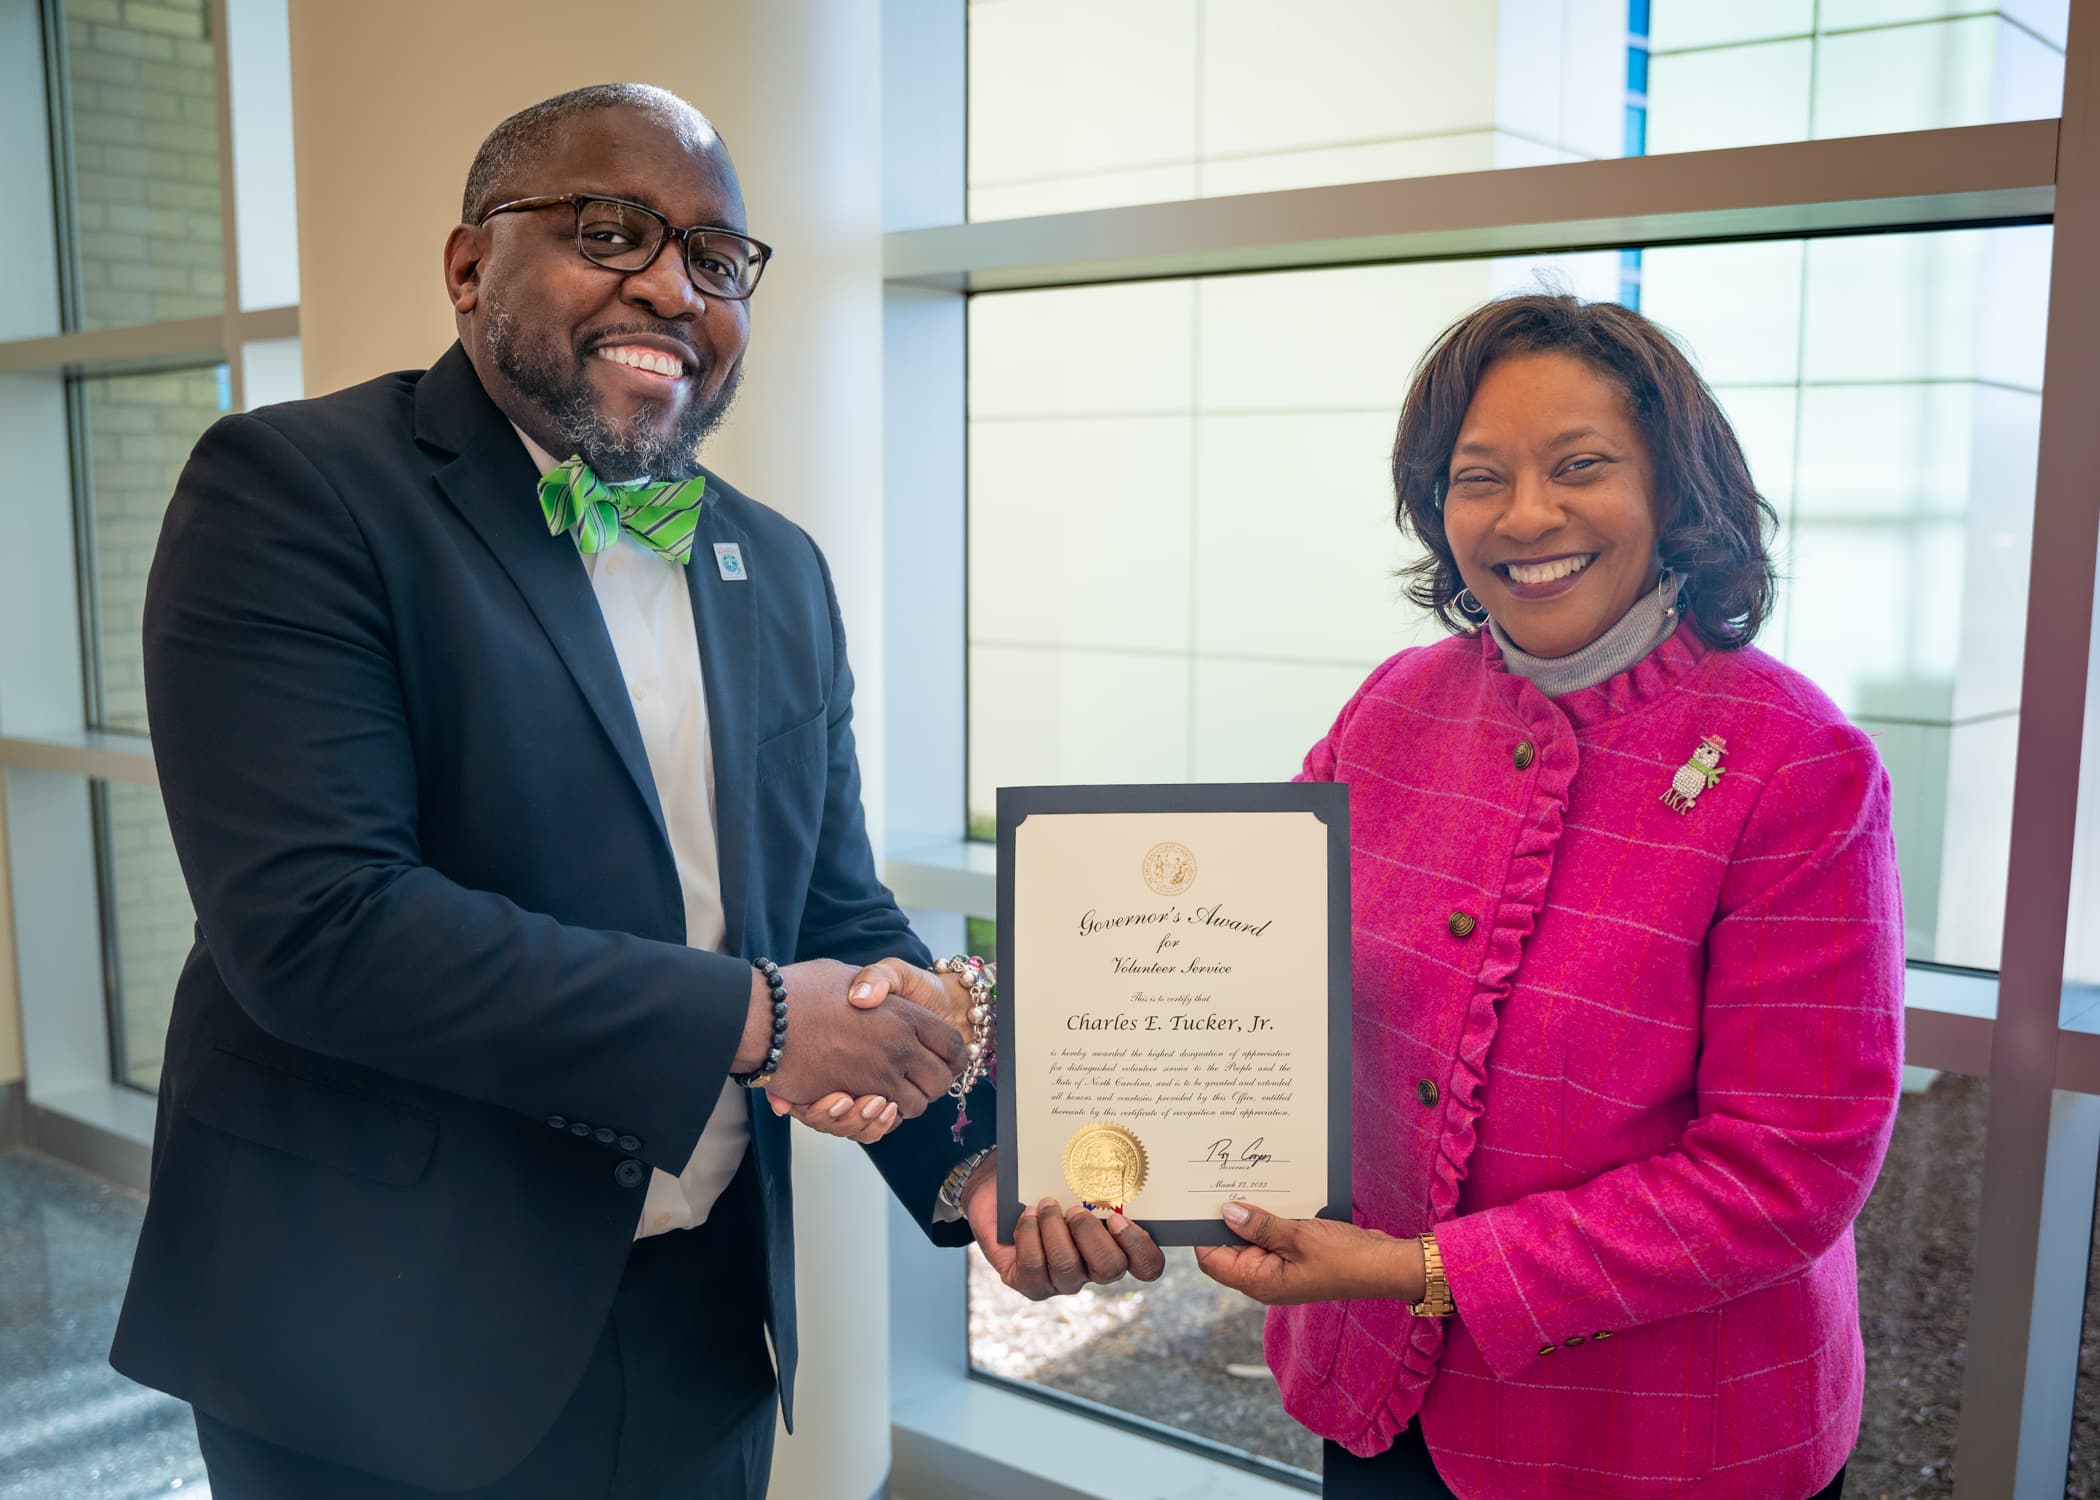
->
[730, 957, 973, 1144]
[733, 957, 1165, 1300]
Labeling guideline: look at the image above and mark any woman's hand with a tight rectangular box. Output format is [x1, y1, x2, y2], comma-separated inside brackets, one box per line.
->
[1194, 1201, 1425, 1307]
[766, 1089, 900, 1144]
[962, 1149, 1166, 1299]
[844, 956, 972, 1033]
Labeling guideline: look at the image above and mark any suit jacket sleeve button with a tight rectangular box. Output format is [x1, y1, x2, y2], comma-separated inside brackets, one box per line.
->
[593, 1127, 617, 1146]
[1538, 1342, 1557, 1356]
[569, 1121, 594, 1138]
[618, 1135, 642, 1153]
[545, 1115, 567, 1130]
[615, 1159, 648, 1189]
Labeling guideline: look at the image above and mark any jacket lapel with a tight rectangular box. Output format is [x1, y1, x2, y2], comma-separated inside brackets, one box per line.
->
[417, 345, 672, 852]
[686, 494, 758, 957]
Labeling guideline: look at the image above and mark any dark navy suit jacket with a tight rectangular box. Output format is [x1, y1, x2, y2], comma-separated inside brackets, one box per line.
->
[110, 343, 991, 1489]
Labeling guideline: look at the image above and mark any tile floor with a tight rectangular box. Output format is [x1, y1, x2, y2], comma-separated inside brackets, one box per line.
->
[0, 1150, 207, 1499]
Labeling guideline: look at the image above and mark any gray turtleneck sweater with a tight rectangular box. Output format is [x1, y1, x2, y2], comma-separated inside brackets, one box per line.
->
[1488, 575, 1682, 697]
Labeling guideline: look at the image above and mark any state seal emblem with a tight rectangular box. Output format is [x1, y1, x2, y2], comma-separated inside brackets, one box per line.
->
[1141, 840, 1197, 896]
[1062, 1121, 1149, 1216]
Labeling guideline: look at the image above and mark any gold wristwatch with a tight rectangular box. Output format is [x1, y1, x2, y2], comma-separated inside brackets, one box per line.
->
[1409, 1230, 1454, 1317]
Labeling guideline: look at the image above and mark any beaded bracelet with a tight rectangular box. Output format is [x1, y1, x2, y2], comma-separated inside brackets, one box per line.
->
[934, 954, 997, 1141]
[733, 957, 790, 1089]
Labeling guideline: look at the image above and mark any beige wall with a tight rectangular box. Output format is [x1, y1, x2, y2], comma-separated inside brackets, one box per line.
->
[288, 4, 894, 1493]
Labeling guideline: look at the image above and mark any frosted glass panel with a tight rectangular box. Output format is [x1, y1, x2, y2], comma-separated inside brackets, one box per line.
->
[1645, 39, 1815, 154]
[970, 3, 2067, 221]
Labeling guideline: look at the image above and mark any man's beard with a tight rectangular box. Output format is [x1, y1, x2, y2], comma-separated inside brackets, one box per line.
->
[484, 302, 740, 482]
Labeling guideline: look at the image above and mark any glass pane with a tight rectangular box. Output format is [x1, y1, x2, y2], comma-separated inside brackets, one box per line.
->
[2071, 1125, 2100, 1492]
[968, 1239, 1321, 1480]
[966, 1, 2065, 220]
[966, 226, 2050, 974]
[100, 777, 194, 1091]
[1850, 1070, 1986, 1494]
[58, 0, 226, 328]
[79, 364, 229, 734]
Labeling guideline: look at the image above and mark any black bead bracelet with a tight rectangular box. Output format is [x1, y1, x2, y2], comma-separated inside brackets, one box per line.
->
[734, 957, 789, 1089]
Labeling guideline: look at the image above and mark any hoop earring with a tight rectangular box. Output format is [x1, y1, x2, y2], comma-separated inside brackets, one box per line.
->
[1656, 567, 1680, 617]
[1454, 587, 1487, 630]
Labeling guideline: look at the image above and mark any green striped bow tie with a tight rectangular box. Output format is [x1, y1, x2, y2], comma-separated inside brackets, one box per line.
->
[537, 455, 707, 565]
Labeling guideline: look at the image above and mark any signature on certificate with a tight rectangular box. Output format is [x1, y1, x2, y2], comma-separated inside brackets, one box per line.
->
[1200, 1137, 1278, 1170]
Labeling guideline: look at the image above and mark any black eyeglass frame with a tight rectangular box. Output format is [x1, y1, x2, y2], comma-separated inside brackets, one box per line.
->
[478, 193, 775, 300]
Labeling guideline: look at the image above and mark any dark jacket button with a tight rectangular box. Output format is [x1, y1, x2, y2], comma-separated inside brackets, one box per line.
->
[1417, 1079, 1439, 1107]
[545, 1115, 567, 1130]
[569, 1121, 593, 1137]
[1447, 911, 1477, 939]
[593, 1127, 617, 1146]
[614, 1159, 648, 1189]
[617, 1135, 642, 1153]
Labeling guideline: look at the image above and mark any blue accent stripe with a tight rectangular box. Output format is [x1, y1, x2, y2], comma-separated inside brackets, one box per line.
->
[1620, 0, 1648, 309]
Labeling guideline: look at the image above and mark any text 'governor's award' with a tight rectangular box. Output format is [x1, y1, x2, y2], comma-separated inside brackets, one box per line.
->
[993, 783, 1352, 1246]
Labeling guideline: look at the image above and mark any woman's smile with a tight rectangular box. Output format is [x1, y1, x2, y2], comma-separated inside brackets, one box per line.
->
[1493, 551, 1596, 598]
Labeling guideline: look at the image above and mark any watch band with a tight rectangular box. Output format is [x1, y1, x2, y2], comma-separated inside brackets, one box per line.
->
[1409, 1230, 1455, 1317]
[933, 1147, 993, 1224]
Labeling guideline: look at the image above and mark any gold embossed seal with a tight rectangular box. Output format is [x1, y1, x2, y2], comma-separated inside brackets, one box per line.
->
[1141, 841, 1197, 897]
[1062, 1121, 1149, 1215]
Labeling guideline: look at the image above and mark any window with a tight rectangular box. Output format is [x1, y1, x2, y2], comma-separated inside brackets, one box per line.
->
[1, 0, 299, 1130]
[876, 2, 2100, 1495]
[55, 0, 226, 329]
[99, 778, 190, 1089]
[965, 224, 2049, 974]
[79, 364, 229, 733]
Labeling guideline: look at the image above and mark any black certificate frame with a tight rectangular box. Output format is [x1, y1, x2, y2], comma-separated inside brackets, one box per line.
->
[993, 782, 1352, 1247]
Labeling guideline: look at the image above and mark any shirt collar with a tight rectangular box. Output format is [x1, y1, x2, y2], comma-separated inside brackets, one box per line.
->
[510, 424, 653, 488]
[511, 422, 561, 479]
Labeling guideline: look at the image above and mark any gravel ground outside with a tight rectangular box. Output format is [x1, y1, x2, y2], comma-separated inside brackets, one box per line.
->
[972, 1072, 2100, 1496]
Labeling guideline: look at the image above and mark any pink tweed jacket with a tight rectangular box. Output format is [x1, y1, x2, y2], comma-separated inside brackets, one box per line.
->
[1266, 622, 1904, 1500]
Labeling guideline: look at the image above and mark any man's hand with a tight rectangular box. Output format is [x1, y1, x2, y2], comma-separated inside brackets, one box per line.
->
[744, 959, 968, 1116]
[961, 1148, 1165, 1300]
[1193, 1201, 1421, 1307]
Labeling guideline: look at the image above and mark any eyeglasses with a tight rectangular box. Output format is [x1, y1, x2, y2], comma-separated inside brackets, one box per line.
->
[478, 193, 774, 301]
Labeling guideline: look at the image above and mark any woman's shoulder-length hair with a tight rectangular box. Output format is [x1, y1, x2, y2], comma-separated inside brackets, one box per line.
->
[1393, 292, 1779, 651]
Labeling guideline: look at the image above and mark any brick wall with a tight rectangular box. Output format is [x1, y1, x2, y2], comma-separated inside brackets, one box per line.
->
[64, 0, 222, 329]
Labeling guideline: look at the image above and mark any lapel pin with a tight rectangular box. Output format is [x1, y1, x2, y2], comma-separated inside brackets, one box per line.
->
[1661, 734, 1727, 814]
[713, 542, 748, 582]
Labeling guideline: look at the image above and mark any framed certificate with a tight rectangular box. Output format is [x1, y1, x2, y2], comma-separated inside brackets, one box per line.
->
[994, 783, 1351, 1247]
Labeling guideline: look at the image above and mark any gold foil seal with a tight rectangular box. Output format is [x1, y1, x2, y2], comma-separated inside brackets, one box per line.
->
[1062, 1121, 1149, 1215]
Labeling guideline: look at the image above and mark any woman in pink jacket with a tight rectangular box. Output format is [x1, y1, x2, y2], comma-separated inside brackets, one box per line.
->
[1196, 294, 1902, 1500]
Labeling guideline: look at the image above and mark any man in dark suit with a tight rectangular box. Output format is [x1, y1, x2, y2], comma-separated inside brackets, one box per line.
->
[110, 83, 1157, 1500]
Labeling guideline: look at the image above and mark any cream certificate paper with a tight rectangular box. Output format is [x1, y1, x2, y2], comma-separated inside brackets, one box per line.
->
[994, 784, 1351, 1247]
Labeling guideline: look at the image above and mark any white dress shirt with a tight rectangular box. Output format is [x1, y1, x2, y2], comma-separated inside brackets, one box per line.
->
[515, 428, 750, 1237]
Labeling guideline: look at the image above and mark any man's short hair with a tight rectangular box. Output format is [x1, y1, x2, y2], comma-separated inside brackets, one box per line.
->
[461, 83, 720, 223]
